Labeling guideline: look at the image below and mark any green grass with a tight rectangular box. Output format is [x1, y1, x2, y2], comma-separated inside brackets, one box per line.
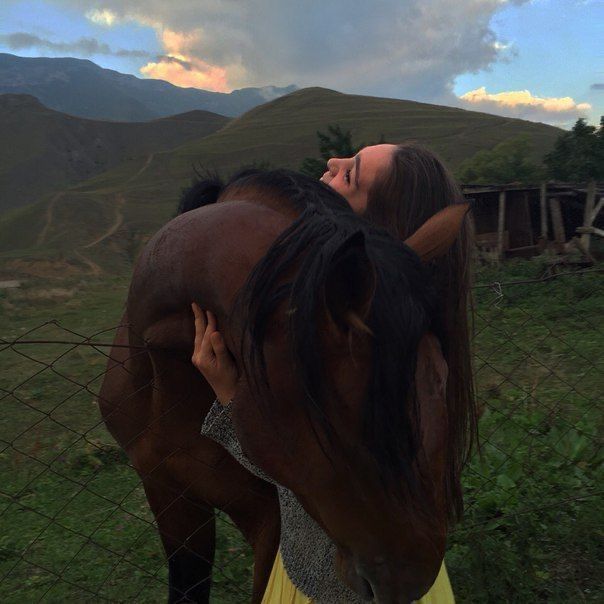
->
[0, 277, 252, 602]
[449, 261, 603, 602]
[0, 259, 601, 602]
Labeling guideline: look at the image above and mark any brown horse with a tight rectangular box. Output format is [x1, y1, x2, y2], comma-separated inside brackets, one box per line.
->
[99, 169, 469, 603]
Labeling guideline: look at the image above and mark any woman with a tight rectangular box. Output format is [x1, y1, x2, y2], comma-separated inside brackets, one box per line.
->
[192, 142, 476, 603]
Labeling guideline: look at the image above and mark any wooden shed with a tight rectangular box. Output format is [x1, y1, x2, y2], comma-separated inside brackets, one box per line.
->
[462, 182, 603, 261]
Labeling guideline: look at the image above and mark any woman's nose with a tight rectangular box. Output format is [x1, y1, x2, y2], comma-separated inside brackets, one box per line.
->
[327, 157, 340, 174]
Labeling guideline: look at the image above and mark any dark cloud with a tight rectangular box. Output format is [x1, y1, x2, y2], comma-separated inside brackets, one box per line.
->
[590, 83, 604, 91]
[0, 32, 150, 58]
[154, 55, 194, 70]
[52, 0, 530, 102]
[115, 48, 151, 58]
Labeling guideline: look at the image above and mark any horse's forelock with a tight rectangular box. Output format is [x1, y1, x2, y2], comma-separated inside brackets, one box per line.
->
[232, 171, 436, 497]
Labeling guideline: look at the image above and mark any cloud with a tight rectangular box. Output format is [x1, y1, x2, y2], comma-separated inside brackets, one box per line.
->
[459, 86, 591, 123]
[138, 28, 229, 91]
[84, 11, 234, 91]
[140, 54, 229, 91]
[54, 0, 530, 99]
[1, 32, 149, 58]
[492, 41, 512, 51]
[590, 83, 604, 91]
[86, 8, 118, 26]
[460, 86, 591, 112]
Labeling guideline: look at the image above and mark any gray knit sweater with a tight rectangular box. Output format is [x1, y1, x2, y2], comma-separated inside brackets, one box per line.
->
[201, 399, 365, 603]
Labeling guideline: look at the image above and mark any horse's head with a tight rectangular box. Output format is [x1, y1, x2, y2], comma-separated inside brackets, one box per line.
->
[227, 172, 469, 601]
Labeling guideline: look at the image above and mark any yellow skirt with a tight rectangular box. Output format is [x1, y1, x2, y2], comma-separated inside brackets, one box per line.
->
[261, 549, 455, 603]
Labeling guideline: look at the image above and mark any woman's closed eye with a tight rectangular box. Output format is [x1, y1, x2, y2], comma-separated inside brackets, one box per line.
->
[344, 169, 351, 185]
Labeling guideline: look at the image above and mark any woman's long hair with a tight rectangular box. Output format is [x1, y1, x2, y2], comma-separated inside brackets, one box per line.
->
[363, 142, 477, 522]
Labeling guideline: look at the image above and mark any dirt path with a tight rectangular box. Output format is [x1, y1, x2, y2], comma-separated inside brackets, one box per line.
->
[126, 152, 155, 184]
[82, 194, 125, 249]
[74, 251, 103, 276]
[36, 191, 65, 247]
[80, 153, 153, 250]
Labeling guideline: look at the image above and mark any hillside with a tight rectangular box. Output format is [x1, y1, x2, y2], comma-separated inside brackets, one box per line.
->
[0, 87, 563, 278]
[0, 53, 297, 121]
[169, 87, 562, 173]
[0, 94, 229, 212]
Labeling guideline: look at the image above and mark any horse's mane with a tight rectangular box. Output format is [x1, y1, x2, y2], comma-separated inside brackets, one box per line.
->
[226, 169, 438, 497]
[176, 167, 349, 215]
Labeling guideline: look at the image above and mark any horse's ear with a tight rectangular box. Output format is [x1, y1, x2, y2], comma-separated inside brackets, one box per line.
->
[404, 202, 470, 262]
[324, 231, 376, 335]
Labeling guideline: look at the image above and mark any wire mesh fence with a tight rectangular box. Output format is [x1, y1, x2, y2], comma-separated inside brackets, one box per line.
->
[1, 268, 602, 602]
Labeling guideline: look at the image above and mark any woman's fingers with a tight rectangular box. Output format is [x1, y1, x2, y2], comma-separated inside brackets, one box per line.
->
[191, 306, 232, 373]
[210, 330, 224, 352]
[192, 302, 206, 342]
[199, 311, 215, 361]
[210, 331, 239, 390]
[191, 302, 206, 361]
[208, 313, 236, 370]
[210, 331, 232, 365]
[203, 311, 219, 365]
[206, 309, 217, 333]
[191, 303, 215, 368]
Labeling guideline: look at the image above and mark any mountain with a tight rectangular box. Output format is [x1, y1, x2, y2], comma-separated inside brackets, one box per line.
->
[0, 93, 229, 212]
[0, 87, 563, 278]
[0, 53, 297, 121]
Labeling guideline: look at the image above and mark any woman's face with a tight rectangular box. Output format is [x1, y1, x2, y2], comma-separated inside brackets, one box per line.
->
[320, 143, 396, 214]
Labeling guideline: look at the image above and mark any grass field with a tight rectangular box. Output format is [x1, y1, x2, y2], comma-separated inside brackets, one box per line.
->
[0, 258, 602, 602]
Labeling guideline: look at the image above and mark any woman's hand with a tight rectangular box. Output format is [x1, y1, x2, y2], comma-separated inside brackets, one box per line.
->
[191, 302, 238, 406]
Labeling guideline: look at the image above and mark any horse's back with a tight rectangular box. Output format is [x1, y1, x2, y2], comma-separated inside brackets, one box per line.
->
[127, 199, 293, 348]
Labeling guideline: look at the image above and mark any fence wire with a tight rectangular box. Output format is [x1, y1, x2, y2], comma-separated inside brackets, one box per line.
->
[0, 269, 602, 603]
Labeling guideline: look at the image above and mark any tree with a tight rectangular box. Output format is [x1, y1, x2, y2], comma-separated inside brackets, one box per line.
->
[300, 124, 364, 179]
[544, 117, 604, 182]
[456, 135, 544, 185]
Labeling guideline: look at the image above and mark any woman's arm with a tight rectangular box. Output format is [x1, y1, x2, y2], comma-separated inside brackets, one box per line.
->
[191, 303, 276, 483]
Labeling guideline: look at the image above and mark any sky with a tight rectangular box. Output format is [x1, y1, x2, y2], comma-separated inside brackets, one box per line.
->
[0, 0, 601, 128]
